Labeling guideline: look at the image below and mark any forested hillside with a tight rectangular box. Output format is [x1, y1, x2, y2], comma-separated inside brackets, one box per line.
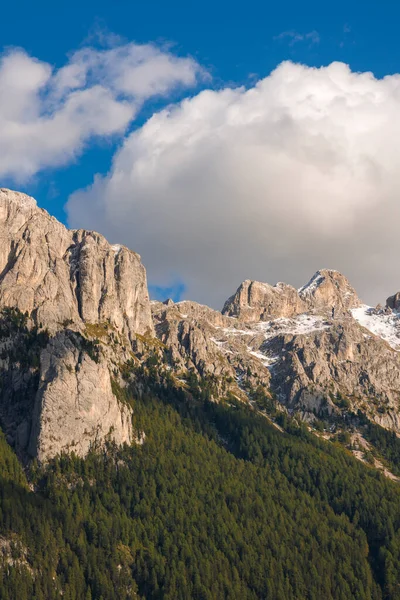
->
[0, 373, 400, 599]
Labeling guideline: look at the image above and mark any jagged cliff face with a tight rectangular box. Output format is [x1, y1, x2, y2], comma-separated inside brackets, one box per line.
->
[0, 189, 153, 462]
[298, 269, 362, 314]
[2, 188, 400, 463]
[155, 272, 400, 432]
[223, 269, 361, 322]
[29, 332, 133, 462]
[222, 280, 307, 322]
[152, 300, 271, 393]
[0, 189, 153, 340]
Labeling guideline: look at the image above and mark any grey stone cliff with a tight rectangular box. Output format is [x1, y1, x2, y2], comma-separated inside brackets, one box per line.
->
[152, 300, 270, 395]
[223, 269, 361, 322]
[222, 280, 307, 322]
[0, 188, 153, 340]
[387, 291, 400, 311]
[29, 333, 133, 462]
[0, 189, 153, 462]
[298, 269, 361, 314]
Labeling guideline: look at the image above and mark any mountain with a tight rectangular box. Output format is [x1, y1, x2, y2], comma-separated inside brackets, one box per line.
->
[222, 269, 361, 321]
[2, 188, 400, 463]
[153, 269, 400, 435]
[2, 189, 400, 598]
[0, 188, 152, 462]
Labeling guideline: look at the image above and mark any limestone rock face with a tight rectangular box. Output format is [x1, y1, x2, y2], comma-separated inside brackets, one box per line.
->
[166, 301, 400, 431]
[222, 270, 361, 323]
[0, 188, 153, 340]
[162, 273, 400, 433]
[154, 300, 231, 329]
[0, 189, 155, 462]
[152, 300, 271, 396]
[222, 280, 307, 322]
[298, 269, 362, 314]
[264, 320, 400, 428]
[29, 333, 133, 462]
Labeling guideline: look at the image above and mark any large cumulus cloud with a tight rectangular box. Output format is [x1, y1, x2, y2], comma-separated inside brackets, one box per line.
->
[0, 42, 202, 180]
[67, 61, 400, 308]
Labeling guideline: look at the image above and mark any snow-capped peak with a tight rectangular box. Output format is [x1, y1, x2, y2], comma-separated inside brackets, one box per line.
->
[298, 270, 326, 296]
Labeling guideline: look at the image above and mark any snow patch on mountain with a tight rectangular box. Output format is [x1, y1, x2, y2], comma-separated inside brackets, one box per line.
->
[221, 327, 257, 336]
[247, 348, 277, 367]
[221, 314, 330, 340]
[256, 313, 330, 339]
[111, 244, 122, 255]
[351, 306, 400, 350]
[298, 272, 326, 295]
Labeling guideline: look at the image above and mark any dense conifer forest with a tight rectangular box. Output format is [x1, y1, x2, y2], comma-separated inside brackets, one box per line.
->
[0, 368, 400, 599]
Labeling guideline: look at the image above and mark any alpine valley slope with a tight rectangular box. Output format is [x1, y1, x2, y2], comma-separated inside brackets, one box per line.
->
[2, 189, 400, 464]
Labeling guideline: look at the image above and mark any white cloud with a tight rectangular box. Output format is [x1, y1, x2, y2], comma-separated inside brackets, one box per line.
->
[0, 42, 203, 180]
[67, 61, 400, 309]
[274, 30, 320, 46]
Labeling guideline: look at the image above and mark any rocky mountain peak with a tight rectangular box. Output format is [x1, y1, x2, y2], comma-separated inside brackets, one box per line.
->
[0, 188, 40, 237]
[222, 269, 360, 323]
[152, 276, 400, 438]
[298, 269, 362, 313]
[222, 279, 306, 322]
[0, 188, 37, 210]
[0, 188, 154, 339]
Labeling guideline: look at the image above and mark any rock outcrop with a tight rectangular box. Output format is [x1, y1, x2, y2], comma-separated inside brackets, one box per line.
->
[222, 280, 307, 322]
[29, 332, 132, 462]
[152, 300, 271, 395]
[0, 189, 153, 340]
[263, 319, 400, 428]
[222, 269, 361, 323]
[159, 273, 400, 433]
[386, 291, 400, 311]
[298, 269, 361, 314]
[0, 189, 155, 462]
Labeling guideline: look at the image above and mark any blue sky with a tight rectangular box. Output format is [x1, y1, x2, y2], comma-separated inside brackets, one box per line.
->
[2, 0, 400, 305]
[3, 0, 396, 218]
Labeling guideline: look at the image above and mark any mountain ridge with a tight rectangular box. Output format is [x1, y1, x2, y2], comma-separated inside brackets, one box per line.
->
[1, 188, 400, 465]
